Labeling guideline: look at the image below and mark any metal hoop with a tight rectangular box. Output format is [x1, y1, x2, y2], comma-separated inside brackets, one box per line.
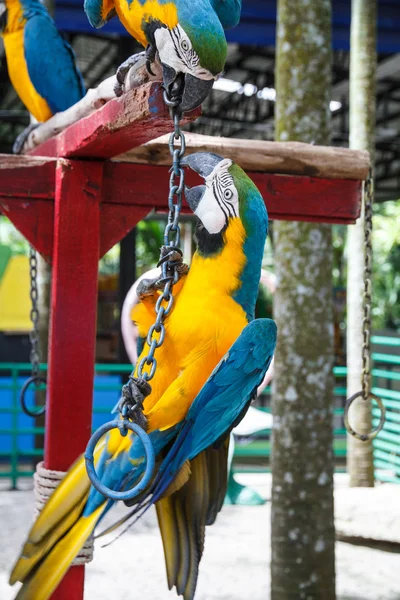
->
[344, 391, 386, 441]
[84, 420, 155, 501]
[19, 375, 46, 417]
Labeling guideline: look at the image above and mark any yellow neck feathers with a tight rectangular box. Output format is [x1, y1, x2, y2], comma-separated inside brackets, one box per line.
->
[4, 0, 25, 33]
[186, 218, 247, 297]
[114, 0, 178, 46]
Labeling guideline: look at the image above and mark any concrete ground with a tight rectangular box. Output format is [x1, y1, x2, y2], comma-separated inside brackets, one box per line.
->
[1, 474, 400, 600]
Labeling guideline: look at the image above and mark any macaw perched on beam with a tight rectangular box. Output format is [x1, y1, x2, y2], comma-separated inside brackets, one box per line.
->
[84, 0, 242, 112]
[10, 152, 277, 600]
[0, 0, 85, 153]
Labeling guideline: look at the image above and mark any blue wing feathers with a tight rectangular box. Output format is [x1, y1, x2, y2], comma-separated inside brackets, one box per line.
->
[83, 319, 276, 517]
[24, 15, 85, 114]
[152, 318, 276, 501]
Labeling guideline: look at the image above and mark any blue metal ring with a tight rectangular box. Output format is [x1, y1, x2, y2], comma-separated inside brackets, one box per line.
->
[84, 420, 155, 501]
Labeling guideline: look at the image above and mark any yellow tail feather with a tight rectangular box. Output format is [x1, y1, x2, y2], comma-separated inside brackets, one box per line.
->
[10, 494, 88, 585]
[14, 504, 104, 600]
[28, 438, 106, 546]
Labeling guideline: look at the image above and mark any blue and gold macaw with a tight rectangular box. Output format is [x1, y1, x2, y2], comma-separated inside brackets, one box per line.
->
[0, 0, 85, 153]
[84, 0, 242, 112]
[10, 152, 277, 600]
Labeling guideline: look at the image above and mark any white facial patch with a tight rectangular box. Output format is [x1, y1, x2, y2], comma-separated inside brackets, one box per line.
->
[195, 159, 239, 234]
[154, 24, 217, 81]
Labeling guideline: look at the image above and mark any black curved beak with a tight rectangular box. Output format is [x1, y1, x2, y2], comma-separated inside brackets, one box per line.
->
[162, 64, 214, 113]
[184, 185, 206, 212]
[181, 152, 224, 211]
[180, 74, 214, 112]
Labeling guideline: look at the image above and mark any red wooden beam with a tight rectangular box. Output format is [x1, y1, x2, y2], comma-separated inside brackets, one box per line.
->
[102, 163, 362, 224]
[45, 160, 102, 599]
[28, 83, 199, 160]
[0, 157, 361, 259]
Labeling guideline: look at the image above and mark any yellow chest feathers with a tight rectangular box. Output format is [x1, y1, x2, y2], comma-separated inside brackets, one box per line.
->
[113, 0, 178, 46]
[167, 218, 248, 345]
[3, 29, 53, 121]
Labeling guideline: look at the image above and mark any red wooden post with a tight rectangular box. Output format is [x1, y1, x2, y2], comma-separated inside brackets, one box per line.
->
[45, 160, 103, 600]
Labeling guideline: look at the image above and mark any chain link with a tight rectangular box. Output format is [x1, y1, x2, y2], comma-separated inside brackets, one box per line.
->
[113, 94, 186, 430]
[344, 170, 386, 441]
[19, 247, 46, 417]
[136, 107, 185, 382]
[29, 246, 41, 379]
[361, 172, 373, 401]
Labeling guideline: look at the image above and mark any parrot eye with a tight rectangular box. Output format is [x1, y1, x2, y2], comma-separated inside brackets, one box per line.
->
[224, 189, 234, 201]
[181, 39, 190, 52]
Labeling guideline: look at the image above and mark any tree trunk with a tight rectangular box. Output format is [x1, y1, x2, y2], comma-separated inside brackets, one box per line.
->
[271, 1, 336, 599]
[346, 0, 376, 487]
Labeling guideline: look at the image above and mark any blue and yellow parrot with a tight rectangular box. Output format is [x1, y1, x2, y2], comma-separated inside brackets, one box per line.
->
[84, 0, 242, 112]
[0, 0, 85, 153]
[10, 152, 277, 600]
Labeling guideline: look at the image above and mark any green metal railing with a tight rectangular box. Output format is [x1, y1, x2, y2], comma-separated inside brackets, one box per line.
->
[371, 336, 400, 484]
[0, 334, 399, 486]
[0, 363, 134, 487]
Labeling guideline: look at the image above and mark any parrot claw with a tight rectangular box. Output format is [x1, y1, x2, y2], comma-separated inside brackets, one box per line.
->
[136, 247, 189, 301]
[136, 277, 162, 300]
[114, 51, 146, 97]
[145, 44, 157, 76]
[12, 122, 40, 155]
[117, 377, 151, 431]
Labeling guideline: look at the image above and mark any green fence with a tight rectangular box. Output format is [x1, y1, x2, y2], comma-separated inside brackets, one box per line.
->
[0, 334, 399, 486]
[0, 363, 134, 488]
[371, 336, 400, 484]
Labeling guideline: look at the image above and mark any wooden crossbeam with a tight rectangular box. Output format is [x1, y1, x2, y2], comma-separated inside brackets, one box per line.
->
[0, 155, 362, 261]
[120, 132, 370, 180]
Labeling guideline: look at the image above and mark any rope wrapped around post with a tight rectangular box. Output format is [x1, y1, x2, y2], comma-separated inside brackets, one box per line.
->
[34, 461, 94, 565]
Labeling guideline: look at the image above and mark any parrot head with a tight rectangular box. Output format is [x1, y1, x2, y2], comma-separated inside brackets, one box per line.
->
[182, 151, 268, 319]
[147, 7, 227, 113]
[182, 152, 267, 237]
[84, 0, 226, 113]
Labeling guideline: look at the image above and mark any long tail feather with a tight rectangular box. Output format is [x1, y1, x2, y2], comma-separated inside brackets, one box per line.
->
[28, 439, 106, 546]
[10, 494, 88, 585]
[15, 504, 104, 600]
[156, 497, 180, 589]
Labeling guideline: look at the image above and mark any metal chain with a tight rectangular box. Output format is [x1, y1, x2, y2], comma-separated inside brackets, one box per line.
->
[344, 171, 385, 441]
[361, 172, 373, 401]
[136, 104, 185, 383]
[113, 93, 186, 427]
[19, 247, 46, 418]
[29, 246, 41, 379]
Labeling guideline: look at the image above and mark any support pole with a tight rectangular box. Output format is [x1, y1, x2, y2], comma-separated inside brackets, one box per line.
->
[45, 160, 103, 599]
[346, 0, 377, 487]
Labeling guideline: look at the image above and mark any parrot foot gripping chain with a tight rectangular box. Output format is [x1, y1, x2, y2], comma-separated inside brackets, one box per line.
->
[85, 89, 187, 502]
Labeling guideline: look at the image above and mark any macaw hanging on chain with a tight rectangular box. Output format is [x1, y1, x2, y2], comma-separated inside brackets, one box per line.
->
[10, 152, 277, 600]
[84, 0, 242, 112]
[0, 0, 85, 153]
